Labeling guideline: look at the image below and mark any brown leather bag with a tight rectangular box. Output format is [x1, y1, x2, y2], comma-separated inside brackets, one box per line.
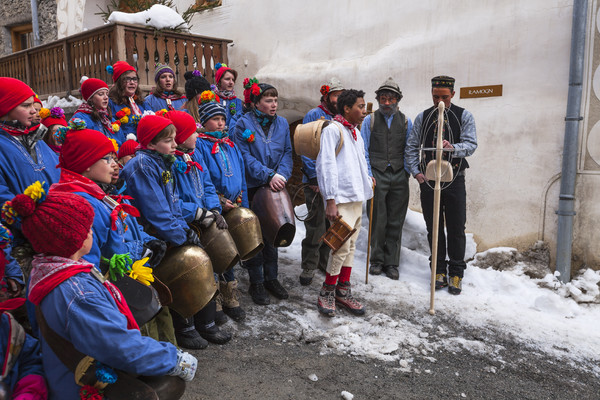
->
[35, 308, 185, 400]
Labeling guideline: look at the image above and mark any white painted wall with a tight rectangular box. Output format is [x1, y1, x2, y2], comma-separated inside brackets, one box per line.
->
[59, 0, 600, 271]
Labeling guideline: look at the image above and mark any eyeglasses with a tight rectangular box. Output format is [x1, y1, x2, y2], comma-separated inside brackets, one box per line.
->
[124, 77, 139, 83]
[102, 156, 118, 165]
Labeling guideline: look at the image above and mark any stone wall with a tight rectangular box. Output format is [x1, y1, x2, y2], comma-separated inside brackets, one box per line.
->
[0, 0, 57, 56]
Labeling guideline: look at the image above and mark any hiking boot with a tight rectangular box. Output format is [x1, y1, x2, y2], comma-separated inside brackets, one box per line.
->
[435, 274, 448, 290]
[448, 276, 462, 295]
[197, 323, 232, 345]
[369, 264, 383, 275]
[264, 279, 289, 300]
[220, 280, 246, 322]
[214, 291, 228, 325]
[383, 265, 399, 280]
[335, 281, 365, 316]
[175, 329, 208, 350]
[299, 268, 315, 286]
[317, 284, 336, 317]
[249, 283, 270, 305]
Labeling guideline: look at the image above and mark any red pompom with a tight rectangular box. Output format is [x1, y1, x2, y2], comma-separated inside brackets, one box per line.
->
[10, 195, 36, 218]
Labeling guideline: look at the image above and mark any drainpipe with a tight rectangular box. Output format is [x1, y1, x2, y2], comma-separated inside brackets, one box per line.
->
[31, 0, 40, 46]
[556, 0, 588, 283]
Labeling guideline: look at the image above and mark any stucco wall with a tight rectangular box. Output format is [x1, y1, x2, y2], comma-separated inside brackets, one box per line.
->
[58, 0, 599, 271]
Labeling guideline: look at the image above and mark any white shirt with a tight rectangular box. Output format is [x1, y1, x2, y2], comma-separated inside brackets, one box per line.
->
[316, 121, 373, 205]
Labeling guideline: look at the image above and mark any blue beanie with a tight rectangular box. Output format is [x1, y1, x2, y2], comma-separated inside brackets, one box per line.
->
[199, 101, 226, 125]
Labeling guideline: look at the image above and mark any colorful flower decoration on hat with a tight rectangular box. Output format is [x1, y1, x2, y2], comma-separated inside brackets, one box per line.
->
[38, 108, 51, 119]
[199, 90, 220, 105]
[1, 181, 49, 225]
[50, 107, 65, 119]
[129, 257, 154, 286]
[320, 85, 330, 96]
[0, 224, 12, 249]
[215, 62, 227, 71]
[243, 77, 261, 104]
[54, 118, 87, 145]
[242, 129, 255, 143]
[105, 65, 114, 75]
[109, 138, 119, 154]
[79, 384, 104, 400]
[154, 109, 169, 118]
[192, 70, 202, 77]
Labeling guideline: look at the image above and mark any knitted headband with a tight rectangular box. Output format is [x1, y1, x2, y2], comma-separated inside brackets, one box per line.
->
[0, 78, 35, 118]
[154, 63, 175, 83]
[80, 76, 109, 102]
[197, 90, 226, 126]
[2, 181, 95, 258]
[214, 62, 237, 86]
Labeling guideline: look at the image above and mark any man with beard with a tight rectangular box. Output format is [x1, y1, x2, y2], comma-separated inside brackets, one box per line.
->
[298, 77, 345, 286]
[361, 77, 412, 280]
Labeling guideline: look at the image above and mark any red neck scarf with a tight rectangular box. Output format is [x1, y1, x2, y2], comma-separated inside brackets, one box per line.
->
[198, 132, 234, 154]
[28, 255, 139, 330]
[175, 150, 203, 174]
[75, 103, 114, 134]
[334, 114, 358, 141]
[51, 169, 140, 230]
[318, 103, 334, 117]
[0, 122, 32, 137]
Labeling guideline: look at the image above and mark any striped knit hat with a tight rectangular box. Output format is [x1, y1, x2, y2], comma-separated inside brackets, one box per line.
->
[197, 90, 226, 125]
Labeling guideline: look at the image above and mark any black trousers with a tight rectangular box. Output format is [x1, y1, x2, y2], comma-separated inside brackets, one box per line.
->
[419, 174, 467, 278]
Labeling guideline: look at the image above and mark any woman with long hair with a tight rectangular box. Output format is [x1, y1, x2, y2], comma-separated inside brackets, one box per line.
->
[144, 63, 187, 112]
[107, 61, 146, 141]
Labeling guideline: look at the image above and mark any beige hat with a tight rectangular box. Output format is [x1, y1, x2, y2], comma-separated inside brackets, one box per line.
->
[321, 77, 344, 96]
[376, 77, 403, 99]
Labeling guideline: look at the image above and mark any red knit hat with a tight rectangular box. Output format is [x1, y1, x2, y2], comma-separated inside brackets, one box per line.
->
[33, 95, 42, 105]
[59, 129, 118, 174]
[136, 115, 173, 148]
[117, 138, 138, 159]
[215, 63, 237, 86]
[40, 107, 67, 128]
[80, 77, 109, 101]
[163, 110, 197, 144]
[7, 184, 94, 258]
[109, 61, 137, 83]
[0, 78, 35, 118]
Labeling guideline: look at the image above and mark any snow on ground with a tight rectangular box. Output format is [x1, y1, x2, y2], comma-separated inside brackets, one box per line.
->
[108, 5, 188, 31]
[43, 95, 83, 110]
[233, 206, 600, 375]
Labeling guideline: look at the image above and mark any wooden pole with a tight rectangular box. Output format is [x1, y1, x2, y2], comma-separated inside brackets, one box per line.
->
[428, 101, 445, 315]
[365, 183, 375, 284]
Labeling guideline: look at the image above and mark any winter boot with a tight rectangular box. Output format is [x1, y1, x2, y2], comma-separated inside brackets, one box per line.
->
[369, 263, 383, 275]
[448, 276, 462, 295]
[249, 283, 270, 305]
[317, 283, 336, 317]
[335, 281, 365, 316]
[214, 290, 228, 325]
[171, 310, 208, 350]
[435, 274, 448, 290]
[299, 268, 315, 286]
[383, 265, 399, 280]
[220, 280, 246, 322]
[263, 279, 289, 299]
[194, 300, 232, 345]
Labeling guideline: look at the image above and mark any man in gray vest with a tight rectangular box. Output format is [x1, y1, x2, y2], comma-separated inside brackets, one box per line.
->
[361, 77, 412, 280]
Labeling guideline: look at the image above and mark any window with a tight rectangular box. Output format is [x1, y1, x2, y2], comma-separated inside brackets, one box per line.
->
[10, 24, 33, 53]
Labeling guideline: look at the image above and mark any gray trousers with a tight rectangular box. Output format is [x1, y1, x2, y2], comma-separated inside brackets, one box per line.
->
[368, 167, 410, 266]
[301, 185, 330, 271]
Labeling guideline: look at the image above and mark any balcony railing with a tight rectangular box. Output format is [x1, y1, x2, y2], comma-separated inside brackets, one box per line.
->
[0, 22, 232, 99]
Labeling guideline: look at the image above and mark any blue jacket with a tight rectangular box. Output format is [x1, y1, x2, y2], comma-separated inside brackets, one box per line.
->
[3, 245, 24, 285]
[0, 313, 44, 396]
[143, 94, 187, 113]
[33, 261, 177, 400]
[108, 99, 146, 140]
[69, 111, 126, 145]
[232, 113, 293, 189]
[221, 97, 243, 129]
[196, 137, 249, 208]
[174, 151, 221, 223]
[301, 107, 334, 183]
[0, 132, 60, 207]
[121, 150, 188, 246]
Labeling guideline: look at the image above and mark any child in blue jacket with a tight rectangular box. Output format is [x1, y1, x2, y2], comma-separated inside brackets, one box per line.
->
[107, 61, 146, 139]
[144, 63, 187, 112]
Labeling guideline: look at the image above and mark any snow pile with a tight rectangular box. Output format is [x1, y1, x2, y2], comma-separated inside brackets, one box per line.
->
[233, 208, 600, 376]
[108, 5, 188, 31]
[43, 95, 83, 110]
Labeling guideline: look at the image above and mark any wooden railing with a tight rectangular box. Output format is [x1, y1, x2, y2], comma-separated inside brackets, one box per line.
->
[0, 22, 232, 99]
